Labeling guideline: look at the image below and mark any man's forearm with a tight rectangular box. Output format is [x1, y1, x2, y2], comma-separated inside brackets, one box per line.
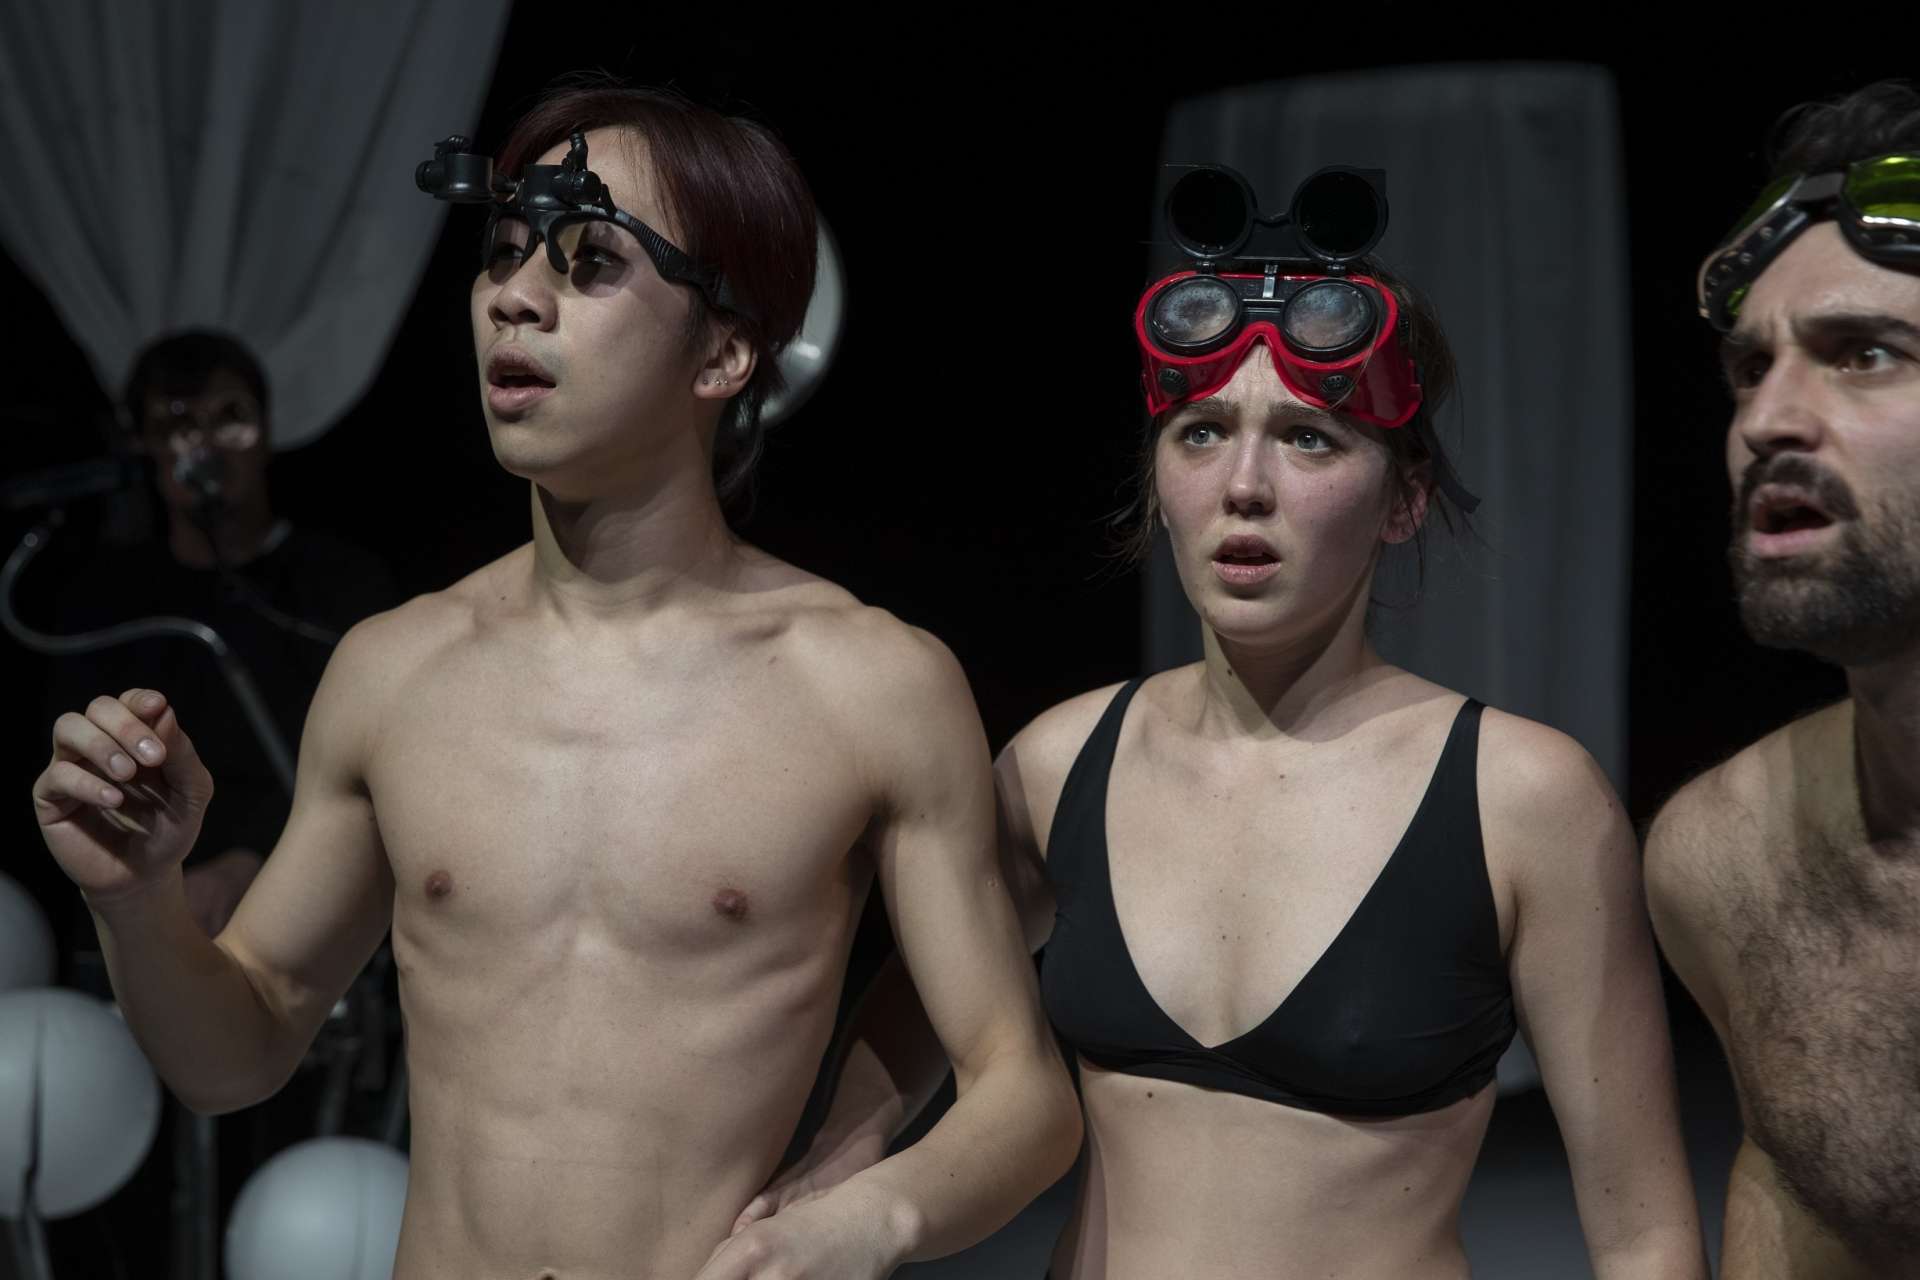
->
[808, 950, 955, 1159]
[89, 870, 300, 1113]
[834, 1036, 1082, 1264]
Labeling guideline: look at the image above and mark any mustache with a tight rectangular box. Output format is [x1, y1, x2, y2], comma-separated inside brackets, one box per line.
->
[1733, 453, 1861, 523]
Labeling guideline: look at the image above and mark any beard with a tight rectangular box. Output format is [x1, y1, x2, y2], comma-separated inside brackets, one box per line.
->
[1729, 455, 1920, 666]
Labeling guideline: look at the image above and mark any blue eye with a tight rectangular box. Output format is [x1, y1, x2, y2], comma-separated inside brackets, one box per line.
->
[1290, 427, 1334, 453]
[1178, 422, 1220, 446]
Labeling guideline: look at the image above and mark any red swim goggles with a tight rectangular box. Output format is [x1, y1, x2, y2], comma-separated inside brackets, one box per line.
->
[1136, 269, 1419, 426]
[1136, 164, 1420, 428]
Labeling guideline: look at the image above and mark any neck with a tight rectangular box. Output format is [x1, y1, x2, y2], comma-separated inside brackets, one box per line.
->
[167, 500, 275, 569]
[1193, 569, 1383, 741]
[527, 458, 739, 620]
[1847, 642, 1920, 839]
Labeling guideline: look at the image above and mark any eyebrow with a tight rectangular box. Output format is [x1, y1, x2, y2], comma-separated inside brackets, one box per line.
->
[1719, 311, 1920, 376]
[1173, 395, 1344, 429]
[1791, 311, 1920, 348]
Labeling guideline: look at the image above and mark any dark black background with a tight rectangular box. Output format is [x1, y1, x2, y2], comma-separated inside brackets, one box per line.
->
[6, 31, 1891, 818]
[0, 14, 1900, 1221]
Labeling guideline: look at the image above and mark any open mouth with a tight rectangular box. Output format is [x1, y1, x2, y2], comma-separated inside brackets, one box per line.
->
[1749, 486, 1835, 536]
[1213, 535, 1278, 566]
[486, 348, 557, 390]
[492, 371, 554, 389]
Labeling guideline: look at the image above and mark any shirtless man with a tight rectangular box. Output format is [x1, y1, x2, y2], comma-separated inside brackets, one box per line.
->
[29, 82, 1080, 1280]
[1646, 80, 1920, 1279]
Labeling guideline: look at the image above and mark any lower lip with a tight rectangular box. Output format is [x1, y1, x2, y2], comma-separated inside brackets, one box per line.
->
[487, 383, 555, 413]
[1212, 559, 1280, 586]
[1746, 524, 1838, 559]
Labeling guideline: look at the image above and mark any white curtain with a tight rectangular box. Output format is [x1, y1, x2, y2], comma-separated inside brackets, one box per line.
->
[0, 0, 511, 450]
[1146, 66, 1633, 787]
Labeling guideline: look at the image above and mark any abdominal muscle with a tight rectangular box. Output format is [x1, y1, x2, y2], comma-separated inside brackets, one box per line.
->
[1053, 1060, 1496, 1280]
[384, 908, 854, 1279]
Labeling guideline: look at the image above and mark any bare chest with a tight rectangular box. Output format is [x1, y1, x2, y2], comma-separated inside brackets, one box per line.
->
[1726, 836, 1920, 1077]
[1722, 836, 1920, 1260]
[366, 640, 872, 959]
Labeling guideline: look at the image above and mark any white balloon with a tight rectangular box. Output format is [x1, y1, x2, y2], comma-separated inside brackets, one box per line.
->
[0, 873, 56, 993]
[225, 1137, 409, 1280]
[0, 988, 161, 1218]
[762, 218, 847, 427]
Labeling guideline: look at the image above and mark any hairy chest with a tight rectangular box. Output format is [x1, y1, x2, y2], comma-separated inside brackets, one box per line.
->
[1721, 835, 1920, 1260]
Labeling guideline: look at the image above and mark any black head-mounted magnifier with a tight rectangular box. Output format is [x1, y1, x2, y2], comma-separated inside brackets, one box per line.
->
[417, 131, 751, 322]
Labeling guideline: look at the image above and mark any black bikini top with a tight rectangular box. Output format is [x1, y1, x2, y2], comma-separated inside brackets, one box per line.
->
[1039, 680, 1515, 1116]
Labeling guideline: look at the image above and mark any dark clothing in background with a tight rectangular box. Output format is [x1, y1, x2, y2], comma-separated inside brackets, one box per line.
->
[44, 521, 400, 869]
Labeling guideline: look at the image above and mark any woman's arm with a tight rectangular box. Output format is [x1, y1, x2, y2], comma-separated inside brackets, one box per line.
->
[1485, 712, 1710, 1280]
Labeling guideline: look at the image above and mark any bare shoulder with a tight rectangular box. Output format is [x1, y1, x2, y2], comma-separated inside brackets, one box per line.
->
[1645, 700, 1851, 902]
[1475, 706, 1626, 846]
[997, 676, 1140, 860]
[774, 590, 972, 717]
[1003, 680, 1133, 782]
[336, 559, 501, 686]
[1473, 708, 1635, 933]
[728, 565, 991, 793]
[308, 552, 524, 749]
[1640, 703, 1847, 1029]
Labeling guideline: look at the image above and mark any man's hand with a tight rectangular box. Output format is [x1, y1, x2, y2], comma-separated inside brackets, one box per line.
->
[32, 689, 213, 904]
[696, 1184, 914, 1280]
[729, 1127, 891, 1237]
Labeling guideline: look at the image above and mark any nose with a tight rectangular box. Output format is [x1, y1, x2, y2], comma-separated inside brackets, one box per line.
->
[1732, 352, 1827, 469]
[485, 249, 558, 332]
[1222, 432, 1274, 517]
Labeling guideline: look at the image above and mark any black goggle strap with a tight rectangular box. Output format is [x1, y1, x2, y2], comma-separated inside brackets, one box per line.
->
[1698, 175, 1808, 329]
[1696, 164, 1920, 329]
[606, 209, 745, 318]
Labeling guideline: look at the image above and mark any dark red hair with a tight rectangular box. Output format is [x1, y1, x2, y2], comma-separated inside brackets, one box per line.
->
[498, 76, 818, 503]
